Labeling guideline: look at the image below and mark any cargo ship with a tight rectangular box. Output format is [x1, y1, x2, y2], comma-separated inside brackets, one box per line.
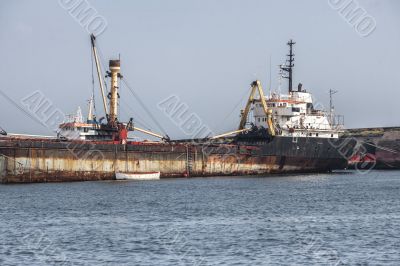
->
[0, 37, 354, 183]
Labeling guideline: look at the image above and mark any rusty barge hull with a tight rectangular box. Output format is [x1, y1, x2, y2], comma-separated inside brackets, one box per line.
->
[345, 127, 400, 169]
[0, 136, 348, 183]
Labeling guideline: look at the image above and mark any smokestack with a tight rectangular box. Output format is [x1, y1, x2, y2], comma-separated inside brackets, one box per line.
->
[109, 60, 120, 125]
[298, 83, 302, 92]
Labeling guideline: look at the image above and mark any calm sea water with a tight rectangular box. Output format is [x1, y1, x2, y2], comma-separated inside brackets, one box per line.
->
[0, 171, 399, 265]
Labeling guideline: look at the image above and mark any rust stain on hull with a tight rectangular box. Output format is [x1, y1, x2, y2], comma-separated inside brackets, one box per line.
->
[0, 138, 348, 184]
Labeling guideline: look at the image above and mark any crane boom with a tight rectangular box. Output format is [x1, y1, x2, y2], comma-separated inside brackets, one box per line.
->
[133, 126, 167, 140]
[210, 128, 250, 140]
[256, 81, 276, 136]
[90, 34, 109, 118]
[238, 80, 275, 136]
[238, 85, 257, 130]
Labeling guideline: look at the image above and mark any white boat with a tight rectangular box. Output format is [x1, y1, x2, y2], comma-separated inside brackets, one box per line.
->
[115, 172, 161, 181]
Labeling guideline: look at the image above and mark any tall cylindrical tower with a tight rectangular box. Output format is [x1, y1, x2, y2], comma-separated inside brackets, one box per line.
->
[109, 60, 120, 125]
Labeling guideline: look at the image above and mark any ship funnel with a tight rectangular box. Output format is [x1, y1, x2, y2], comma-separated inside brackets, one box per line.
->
[109, 59, 121, 125]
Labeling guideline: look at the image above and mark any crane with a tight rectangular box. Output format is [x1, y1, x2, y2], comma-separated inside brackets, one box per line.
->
[90, 34, 169, 142]
[90, 34, 109, 121]
[210, 80, 276, 140]
[238, 80, 276, 136]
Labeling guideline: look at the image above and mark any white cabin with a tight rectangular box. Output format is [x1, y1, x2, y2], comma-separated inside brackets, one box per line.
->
[58, 106, 113, 141]
[253, 90, 343, 139]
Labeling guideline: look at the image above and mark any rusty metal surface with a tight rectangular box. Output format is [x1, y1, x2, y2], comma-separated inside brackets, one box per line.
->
[345, 128, 400, 169]
[0, 137, 348, 184]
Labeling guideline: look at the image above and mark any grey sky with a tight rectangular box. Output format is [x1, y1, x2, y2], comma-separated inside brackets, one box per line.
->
[0, 0, 399, 138]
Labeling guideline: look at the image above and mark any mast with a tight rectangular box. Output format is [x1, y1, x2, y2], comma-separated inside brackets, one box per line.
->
[280, 39, 295, 93]
[90, 34, 109, 119]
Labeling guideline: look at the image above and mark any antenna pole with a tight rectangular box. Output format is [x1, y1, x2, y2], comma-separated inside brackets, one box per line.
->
[329, 89, 338, 126]
[280, 39, 295, 93]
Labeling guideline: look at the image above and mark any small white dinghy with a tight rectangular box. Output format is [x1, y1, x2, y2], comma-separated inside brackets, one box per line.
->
[115, 172, 161, 181]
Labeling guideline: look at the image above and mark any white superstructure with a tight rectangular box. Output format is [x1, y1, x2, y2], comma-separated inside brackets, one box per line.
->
[246, 39, 344, 139]
[253, 88, 343, 139]
[58, 103, 114, 141]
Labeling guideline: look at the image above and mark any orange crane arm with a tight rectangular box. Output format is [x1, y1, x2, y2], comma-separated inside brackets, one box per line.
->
[238, 84, 257, 130]
[238, 80, 275, 136]
[255, 81, 276, 136]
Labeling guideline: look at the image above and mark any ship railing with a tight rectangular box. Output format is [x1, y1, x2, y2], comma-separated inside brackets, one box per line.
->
[330, 115, 345, 129]
[291, 126, 342, 132]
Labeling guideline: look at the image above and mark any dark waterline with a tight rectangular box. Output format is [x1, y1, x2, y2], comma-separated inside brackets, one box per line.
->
[1, 171, 399, 265]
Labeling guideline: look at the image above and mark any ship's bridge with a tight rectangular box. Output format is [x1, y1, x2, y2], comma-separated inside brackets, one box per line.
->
[252, 90, 342, 139]
[58, 107, 113, 141]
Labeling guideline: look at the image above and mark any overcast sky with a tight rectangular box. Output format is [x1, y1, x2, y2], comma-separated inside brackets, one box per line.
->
[0, 0, 399, 139]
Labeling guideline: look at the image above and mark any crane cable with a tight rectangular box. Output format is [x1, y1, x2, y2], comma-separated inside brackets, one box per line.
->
[118, 103, 152, 130]
[93, 38, 168, 137]
[0, 90, 50, 131]
[90, 47, 97, 117]
[357, 140, 399, 155]
[118, 83, 157, 130]
[121, 78, 168, 137]
[94, 40, 110, 95]
[214, 86, 251, 132]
